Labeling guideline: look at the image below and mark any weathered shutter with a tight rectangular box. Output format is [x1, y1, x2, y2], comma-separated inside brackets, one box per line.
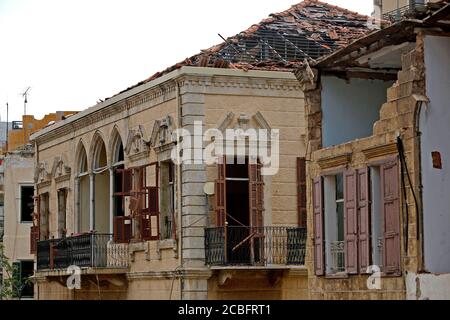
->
[123, 169, 133, 195]
[313, 177, 324, 276]
[30, 226, 39, 254]
[249, 162, 264, 229]
[215, 159, 227, 227]
[344, 170, 358, 274]
[141, 187, 160, 241]
[114, 216, 132, 243]
[357, 168, 371, 274]
[297, 158, 307, 228]
[381, 158, 401, 275]
[57, 189, 67, 238]
[39, 194, 49, 240]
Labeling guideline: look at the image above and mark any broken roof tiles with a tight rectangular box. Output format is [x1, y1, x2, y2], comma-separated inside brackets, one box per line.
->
[113, 0, 372, 97]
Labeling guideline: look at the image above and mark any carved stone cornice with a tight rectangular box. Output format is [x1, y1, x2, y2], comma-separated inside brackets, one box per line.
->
[37, 180, 52, 190]
[363, 143, 398, 160]
[55, 174, 71, 184]
[317, 153, 352, 169]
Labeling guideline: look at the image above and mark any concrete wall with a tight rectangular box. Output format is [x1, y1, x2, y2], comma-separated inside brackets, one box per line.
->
[421, 35, 450, 274]
[321, 76, 392, 147]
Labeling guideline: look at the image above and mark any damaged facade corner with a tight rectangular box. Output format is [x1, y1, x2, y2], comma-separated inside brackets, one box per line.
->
[297, 0, 450, 300]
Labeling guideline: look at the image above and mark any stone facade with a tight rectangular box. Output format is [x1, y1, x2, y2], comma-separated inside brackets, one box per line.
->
[30, 67, 307, 300]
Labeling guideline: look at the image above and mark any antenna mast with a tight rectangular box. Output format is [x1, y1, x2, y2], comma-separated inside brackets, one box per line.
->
[22, 86, 31, 116]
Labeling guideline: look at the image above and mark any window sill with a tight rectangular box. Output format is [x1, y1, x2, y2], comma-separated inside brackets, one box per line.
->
[19, 221, 33, 224]
[325, 272, 349, 279]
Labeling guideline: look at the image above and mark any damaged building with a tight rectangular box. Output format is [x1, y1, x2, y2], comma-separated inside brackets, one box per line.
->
[296, 0, 450, 300]
[28, 1, 372, 300]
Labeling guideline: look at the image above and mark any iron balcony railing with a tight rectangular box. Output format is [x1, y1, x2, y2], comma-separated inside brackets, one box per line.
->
[205, 226, 306, 267]
[328, 240, 345, 274]
[383, 3, 427, 22]
[36, 233, 128, 271]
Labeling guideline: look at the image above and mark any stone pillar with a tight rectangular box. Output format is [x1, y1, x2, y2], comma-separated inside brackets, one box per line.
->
[179, 87, 209, 300]
[109, 168, 114, 235]
[74, 177, 80, 233]
[89, 173, 95, 231]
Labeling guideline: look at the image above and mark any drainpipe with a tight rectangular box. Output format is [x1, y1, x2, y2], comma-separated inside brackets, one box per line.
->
[413, 95, 428, 272]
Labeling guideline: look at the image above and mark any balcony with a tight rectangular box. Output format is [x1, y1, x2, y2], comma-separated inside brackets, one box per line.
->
[205, 226, 306, 267]
[36, 234, 129, 272]
[383, 3, 427, 22]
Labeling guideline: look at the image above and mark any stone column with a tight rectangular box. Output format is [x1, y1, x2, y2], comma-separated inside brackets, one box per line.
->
[89, 173, 95, 231]
[179, 86, 210, 300]
[109, 168, 114, 235]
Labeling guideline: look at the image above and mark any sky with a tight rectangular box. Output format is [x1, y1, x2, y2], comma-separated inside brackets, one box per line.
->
[0, 0, 373, 122]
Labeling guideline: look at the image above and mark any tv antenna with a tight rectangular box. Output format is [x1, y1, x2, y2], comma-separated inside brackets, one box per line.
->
[21, 86, 31, 116]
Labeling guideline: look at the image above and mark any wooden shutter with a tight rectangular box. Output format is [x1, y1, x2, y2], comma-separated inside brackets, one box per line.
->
[249, 162, 264, 229]
[57, 189, 67, 238]
[297, 158, 307, 228]
[114, 216, 132, 243]
[215, 159, 226, 227]
[357, 168, 371, 274]
[140, 187, 160, 241]
[344, 170, 358, 274]
[381, 158, 401, 275]
[313, 177, 324, 276]
[30, 226, 39, 254]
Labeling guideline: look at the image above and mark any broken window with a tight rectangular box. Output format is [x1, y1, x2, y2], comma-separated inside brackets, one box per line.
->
[20, 185, 34, 223]
[160, 161, 175, 240]
[12, 260, 34, 299]
[57, 189, 67, 238]
[39, 193, 50, 240]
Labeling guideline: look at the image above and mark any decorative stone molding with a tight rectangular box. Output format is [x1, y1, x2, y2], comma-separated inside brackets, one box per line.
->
[128, 241, 151, 262]
[317, 153, 352, 169]
[125, 125, 151, 158]
[156, 239, 178, 260]
[55, 174, 71, 184]
[150, 115, 175, 149]
[217, 112, 235, 132]
[51, 155, 71, 178]
[34, 162, 51, 183]
[362, 143, 398, 160]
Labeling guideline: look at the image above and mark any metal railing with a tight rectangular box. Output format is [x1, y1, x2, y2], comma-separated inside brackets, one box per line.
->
[383, 3, 427, 22]
[205, 226, 306, 267]
[329, 240, 345, 274]
[36, 234, 128, 271]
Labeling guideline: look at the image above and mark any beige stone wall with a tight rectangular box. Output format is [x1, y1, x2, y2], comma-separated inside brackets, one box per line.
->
[302, 35, 427, 300]
[32, 67, 307, 300]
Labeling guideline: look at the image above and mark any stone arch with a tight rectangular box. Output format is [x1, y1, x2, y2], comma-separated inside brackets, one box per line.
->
[110, 126, 125, 166]
[90, 131, 108, 170]
[75, 139, 89, 174]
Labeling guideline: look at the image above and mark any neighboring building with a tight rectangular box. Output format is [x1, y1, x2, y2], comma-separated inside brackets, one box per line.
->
[375, 0, 441, 20]
[0, 122, 12, 241]
[2, 112, 76, 299]
[296, 0, 450, 299]
[29, 1, 370, 300]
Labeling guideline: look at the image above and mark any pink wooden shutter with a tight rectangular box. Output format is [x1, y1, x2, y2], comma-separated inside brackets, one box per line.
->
[344, 170, 358, 274]
[381, 158, 401, 275]
[357, 168, 371, 274]
[313, 177, 324, 276]
[297, 158, 307, 228]
[215, 159, 227, 227]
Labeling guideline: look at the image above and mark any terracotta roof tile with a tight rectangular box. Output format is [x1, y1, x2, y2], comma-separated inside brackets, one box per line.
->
[112, 0, 374, 97]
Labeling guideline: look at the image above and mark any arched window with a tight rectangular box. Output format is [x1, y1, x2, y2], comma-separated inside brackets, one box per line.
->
[92, 134, 108, 170]
[111, 128, 124, 166]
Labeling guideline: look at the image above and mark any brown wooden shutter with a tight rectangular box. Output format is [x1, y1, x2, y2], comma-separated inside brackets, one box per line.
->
[114, 216, 132, 243]
[140, 163, 160, 241]
[357, 168, 371, 274]
[344, 170, 358, 274]
[249, 162, 264, 229]
[215, 159, 227, 227]
[297, 158, 307, 228]
[381, 158, 401, 275]
[313, 177, 324, 276]
[30, 226, 39, 254]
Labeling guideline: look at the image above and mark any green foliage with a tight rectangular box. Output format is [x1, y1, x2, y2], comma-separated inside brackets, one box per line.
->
[0, 244, 25, 300]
